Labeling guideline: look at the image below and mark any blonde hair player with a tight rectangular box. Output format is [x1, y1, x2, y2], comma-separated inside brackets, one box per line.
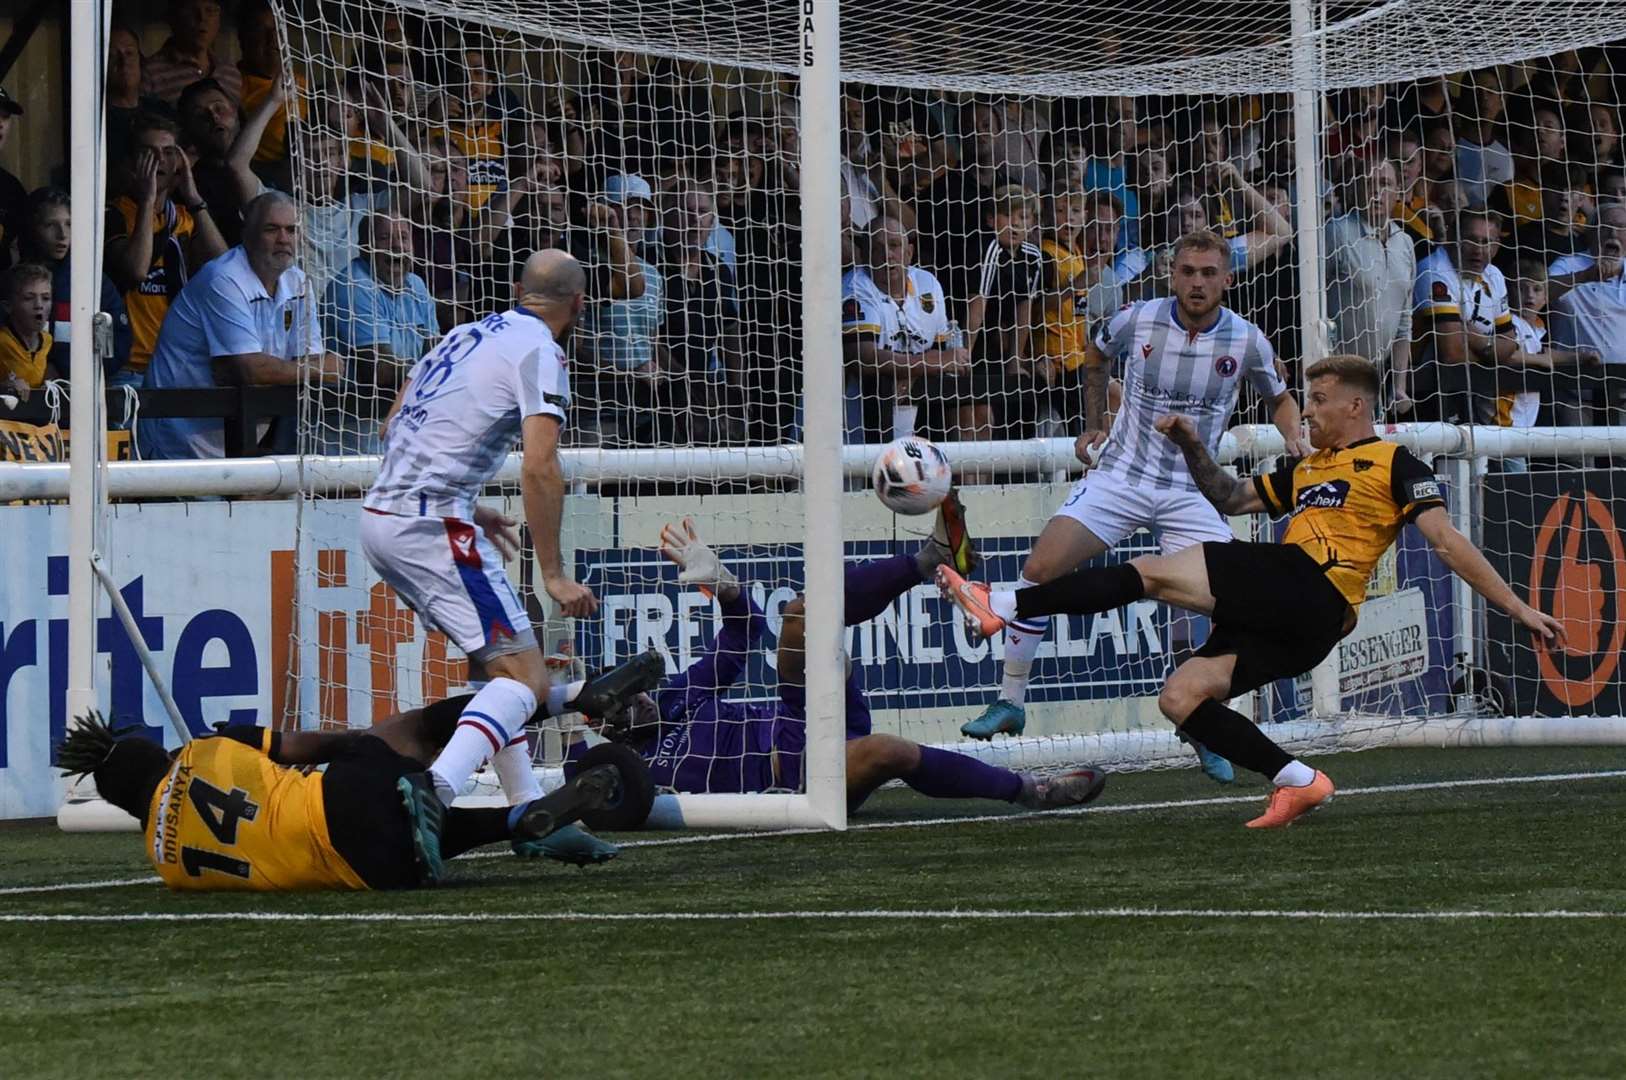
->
[939, 355, 1561, 828]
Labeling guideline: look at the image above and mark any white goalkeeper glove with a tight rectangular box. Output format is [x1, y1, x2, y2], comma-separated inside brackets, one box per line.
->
[659, 517, 739, 599]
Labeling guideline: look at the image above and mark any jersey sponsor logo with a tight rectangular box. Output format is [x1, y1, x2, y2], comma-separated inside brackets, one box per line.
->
[1295, 479, 1351, 511]
[1213, 355, 1238, 377]
[1410, 478, 1441, 501]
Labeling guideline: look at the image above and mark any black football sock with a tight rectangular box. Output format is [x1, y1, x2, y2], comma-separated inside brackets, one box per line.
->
[420, 693, 474, 747]
[439, 807, 514, 859]
[1178, 699, 1293, 780]
[1014, 563, 1145, 621]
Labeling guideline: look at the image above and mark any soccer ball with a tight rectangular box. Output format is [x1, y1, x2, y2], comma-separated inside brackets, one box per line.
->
[871, 436, 953, 516]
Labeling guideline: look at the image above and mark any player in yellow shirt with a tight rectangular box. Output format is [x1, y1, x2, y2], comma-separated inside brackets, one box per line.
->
[938, 355, 1562, 828]
[56, 656, 663, 891]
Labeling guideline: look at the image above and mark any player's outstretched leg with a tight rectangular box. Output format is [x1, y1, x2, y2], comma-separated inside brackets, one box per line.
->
[1161, 656, 1333, 828]
[846, 734, 1106, 813]
[919, 488, 978, 579]
[841, 490, 980, 627]
[962, 508, 1110, 741]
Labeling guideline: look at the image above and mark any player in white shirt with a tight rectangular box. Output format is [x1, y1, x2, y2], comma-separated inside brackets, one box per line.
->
[964, 231, 1304, 784]
[362, 250, 600, 826]
[841, 215, 968, 441]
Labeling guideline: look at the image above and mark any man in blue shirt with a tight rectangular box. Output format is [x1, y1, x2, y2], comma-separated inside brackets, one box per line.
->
[577, 173, 665, 443]
[141, 191, 339, 459]
[322, 210, 438, 454]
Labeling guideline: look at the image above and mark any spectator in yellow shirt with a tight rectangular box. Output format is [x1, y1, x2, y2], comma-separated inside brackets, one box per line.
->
[1040, 189, 1122, 430]
[0, 263, 57, 393]
[236, 0, 304, 191]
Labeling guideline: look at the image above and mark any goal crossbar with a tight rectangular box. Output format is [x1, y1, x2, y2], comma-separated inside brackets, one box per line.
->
[7, 425, 1625, 501]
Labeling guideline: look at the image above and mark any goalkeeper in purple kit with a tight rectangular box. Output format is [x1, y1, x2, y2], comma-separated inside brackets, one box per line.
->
[574, 502, 1106, 813]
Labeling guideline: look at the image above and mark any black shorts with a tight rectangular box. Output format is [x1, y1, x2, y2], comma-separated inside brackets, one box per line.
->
[321, 734, 424, 890]
[1195, 541, 1353, 698]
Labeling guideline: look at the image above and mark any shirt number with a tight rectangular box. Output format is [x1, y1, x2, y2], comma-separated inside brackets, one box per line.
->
[179, 777, 260, 880]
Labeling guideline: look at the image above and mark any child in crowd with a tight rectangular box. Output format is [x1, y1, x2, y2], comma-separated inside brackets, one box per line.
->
[0, 262, 56, 400]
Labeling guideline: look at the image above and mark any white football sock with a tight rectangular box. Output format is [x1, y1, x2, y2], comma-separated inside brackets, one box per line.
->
[428, 676, 538, 806]
[999, 580, 1047, 706]
[491, 734, 543, 805]
[1272, 760, 1316, 788]
[988, 590, 1018, 623]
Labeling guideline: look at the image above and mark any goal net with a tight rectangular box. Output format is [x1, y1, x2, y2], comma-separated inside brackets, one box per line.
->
[269, 0, 1626, 822]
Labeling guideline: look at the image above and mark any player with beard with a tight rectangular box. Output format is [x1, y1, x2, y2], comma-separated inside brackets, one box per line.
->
[962, 230, 1305, 787]
[940, 355, 1562, 827]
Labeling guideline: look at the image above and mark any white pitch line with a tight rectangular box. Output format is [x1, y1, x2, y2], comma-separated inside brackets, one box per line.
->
[611, 767, 1626, 851]
[0, 908, 1623, 925]
[0, 875, 160, 896]
[10, 768, 1626, 893]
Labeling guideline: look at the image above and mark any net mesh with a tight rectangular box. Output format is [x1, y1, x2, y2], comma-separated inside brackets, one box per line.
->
[271, 0, 1626, 796]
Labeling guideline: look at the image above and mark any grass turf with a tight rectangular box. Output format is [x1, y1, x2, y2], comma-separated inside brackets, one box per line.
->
[3, 746, 1625, 1079]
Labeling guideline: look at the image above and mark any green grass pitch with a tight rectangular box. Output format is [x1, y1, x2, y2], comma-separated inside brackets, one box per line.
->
[4, 746, 1625, 1079]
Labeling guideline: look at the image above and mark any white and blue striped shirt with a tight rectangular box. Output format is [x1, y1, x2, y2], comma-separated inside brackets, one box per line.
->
[365, 308, 569, 520]
[1092, 298, 1283, 491]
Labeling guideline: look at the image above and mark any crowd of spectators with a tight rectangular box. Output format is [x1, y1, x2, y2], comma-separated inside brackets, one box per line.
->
[2, 0, 1625, 459]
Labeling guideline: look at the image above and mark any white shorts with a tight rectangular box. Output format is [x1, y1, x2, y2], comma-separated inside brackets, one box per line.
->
[359, 510, 536, 662]
[1053, 471, 1234, 556]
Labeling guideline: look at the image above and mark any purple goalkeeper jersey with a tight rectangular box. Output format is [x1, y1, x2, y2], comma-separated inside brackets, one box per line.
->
[566, 553, 921, 794]
[639, 590, 872, 793]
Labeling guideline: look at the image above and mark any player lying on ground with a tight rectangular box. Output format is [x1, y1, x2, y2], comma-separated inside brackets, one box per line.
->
[55, 707, 620, 892]
[362, 249, 600, 835]
[573, 508, 1106, 812]
[965, 229, 1305, 788]
[939, 355, 1562, 828]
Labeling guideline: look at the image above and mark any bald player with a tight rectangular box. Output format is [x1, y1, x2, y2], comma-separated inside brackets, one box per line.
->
[362, 250, 601, 841]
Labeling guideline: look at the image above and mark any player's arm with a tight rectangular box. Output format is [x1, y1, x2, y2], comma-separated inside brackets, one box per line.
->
[521, 411, 597, 617]
[1071, 338, 1113, 466]
[212, 725, 369, 765]
[1412, 507, 1562, 643]
[1267, 389, 1304, 457]
[1154, 413, 1267, 515]
[1083, 341, 1109, 431]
